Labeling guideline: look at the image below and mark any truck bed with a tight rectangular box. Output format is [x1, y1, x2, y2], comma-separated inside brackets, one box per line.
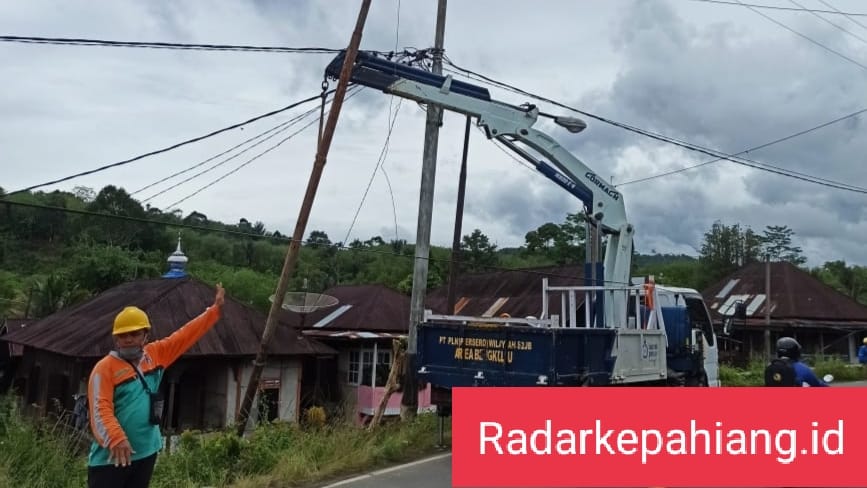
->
[417, 319, 618, 388]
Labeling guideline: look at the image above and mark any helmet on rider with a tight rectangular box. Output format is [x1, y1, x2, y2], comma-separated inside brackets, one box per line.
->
[776, 337, 801, 360]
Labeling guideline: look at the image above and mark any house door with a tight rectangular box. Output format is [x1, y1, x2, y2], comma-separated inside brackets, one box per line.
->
[258, 381, 279, 422]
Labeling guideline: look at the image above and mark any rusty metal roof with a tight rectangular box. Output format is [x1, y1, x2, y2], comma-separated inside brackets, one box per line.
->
[302, 330, 405, 340]
[1, 319, 28, 357]
[282, 284, 411, 333]
[702, 261, 867, 325]
[426, 264, 588, 318]
[0, 276, 336, 358]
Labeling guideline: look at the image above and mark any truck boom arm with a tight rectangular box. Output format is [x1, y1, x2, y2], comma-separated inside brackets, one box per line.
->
[325, 52, 634, 327]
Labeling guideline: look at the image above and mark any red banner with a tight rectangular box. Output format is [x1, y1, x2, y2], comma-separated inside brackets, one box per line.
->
[452, 387, 865, 487]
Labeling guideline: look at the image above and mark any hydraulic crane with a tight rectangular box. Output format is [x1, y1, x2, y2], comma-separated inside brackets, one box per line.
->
[323, 51, 720, 392]
[325, 51, 634, 329]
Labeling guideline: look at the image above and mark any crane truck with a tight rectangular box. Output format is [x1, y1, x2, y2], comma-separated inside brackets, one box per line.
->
[324, 51, 721, 413]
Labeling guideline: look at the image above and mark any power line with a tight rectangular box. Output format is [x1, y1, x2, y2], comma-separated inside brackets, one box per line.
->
[787, 0, 867, 45]
[342, 97, 402, 246]
[131, 107, 318, 197]
[440, 59, 867, 194]
[141, 107, 318, 204]
[162, 88, 363, 211]
[815, 0, 867, 32]
[732, 0, 867, 71]
[684, 0, 867, 16]
[616, 107, 867, 187]
[0, 35, 349, 53]
[0, 198, 629, 284]
[162, 116, 321, 211]
[6, 91, 334, 197]
[137, 93, 339, 203]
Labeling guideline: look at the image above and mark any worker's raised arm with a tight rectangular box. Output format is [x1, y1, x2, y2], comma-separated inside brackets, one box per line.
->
[147, 284, 225, 367]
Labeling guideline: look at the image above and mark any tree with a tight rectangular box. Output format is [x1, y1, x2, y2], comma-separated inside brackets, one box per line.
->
[811, 260, 867, 304]
[697, 221, 763, 289]
[85, 185, 160, 251]
[522, 212, 586, 264]
[459, 229, 499, 272]
[759, 225, 806, 265]
[306, 230, 331, 248]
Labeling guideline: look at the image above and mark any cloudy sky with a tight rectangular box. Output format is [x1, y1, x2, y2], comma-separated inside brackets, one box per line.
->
[2, 0, 865, 268]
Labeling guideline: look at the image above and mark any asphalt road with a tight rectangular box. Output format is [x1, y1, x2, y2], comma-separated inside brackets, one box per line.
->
[317, 453, 786, 488]
[319, 381, 865, 488]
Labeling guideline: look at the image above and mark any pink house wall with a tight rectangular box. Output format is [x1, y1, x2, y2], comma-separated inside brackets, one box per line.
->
[356, 384, 433, 421]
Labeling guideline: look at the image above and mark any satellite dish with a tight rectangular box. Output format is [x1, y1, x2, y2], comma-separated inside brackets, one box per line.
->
[269, 291, 339, 340]
[269, 292, 339, 314]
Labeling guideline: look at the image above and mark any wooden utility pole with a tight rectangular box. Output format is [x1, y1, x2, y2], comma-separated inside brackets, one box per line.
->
[234, 0, 372, 437]
[765, 253, 771, 360]
[402, 0, 447, 420]
[446, 116, 471, 314]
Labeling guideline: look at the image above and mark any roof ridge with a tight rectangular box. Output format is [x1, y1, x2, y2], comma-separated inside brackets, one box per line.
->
[140, 275, 192, 310]
[782, 261, 867, 312]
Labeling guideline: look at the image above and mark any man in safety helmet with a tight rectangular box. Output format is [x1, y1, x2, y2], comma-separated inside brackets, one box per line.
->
[764, 336, 828, 387]
[86, 283, 225, 488]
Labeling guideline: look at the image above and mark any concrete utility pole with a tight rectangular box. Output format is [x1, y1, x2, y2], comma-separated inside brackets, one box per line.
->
[234, 0, 372, 437]
[402, 0, 447, 420]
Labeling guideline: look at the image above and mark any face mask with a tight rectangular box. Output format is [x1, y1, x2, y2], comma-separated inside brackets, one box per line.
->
[117, 346, 144, 362]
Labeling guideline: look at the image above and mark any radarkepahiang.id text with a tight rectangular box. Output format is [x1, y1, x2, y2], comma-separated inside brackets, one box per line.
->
[479, 419, 844, 464]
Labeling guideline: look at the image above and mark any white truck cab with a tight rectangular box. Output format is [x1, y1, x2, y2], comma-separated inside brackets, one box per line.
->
[654, 285, 721, 387]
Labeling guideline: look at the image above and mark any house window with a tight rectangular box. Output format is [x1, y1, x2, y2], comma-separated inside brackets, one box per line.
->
[348, 346, 394, 387]
[348, 350, 361, 384]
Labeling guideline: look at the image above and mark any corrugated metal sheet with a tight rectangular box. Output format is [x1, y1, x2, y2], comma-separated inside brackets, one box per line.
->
[425, 264, 588, 319]
[303, 330, 404, 340]
[282, 284, 411, 333]
[702, 261, 867, 324]
[0, 276, 337, 358]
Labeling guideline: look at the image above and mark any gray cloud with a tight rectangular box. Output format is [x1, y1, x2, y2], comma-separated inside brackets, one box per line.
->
[1, 0, 865, 270]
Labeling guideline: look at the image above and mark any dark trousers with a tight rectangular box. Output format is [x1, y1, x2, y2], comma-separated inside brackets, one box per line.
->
[87, 452, 157, 488]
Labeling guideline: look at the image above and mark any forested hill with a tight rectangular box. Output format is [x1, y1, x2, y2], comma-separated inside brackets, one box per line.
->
[1, 184, 864, 320]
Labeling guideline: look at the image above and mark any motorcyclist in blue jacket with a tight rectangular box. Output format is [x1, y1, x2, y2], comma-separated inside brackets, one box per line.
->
[776, 337, 829, 387]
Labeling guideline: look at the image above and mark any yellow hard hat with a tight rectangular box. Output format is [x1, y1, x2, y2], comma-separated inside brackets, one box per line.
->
[113, 306, 151, 335]
[863, 337, 867, 345]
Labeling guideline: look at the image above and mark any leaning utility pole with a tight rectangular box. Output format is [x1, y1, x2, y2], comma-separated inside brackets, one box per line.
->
[401, 0, 447, 420]
[234, 0, 372, 437]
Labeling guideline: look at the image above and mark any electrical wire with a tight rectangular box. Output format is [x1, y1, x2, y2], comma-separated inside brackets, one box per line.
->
[161, 100, 337, 211]
[0, 35, 352, 53]
[341, 98, 402, 246]
[439, 60, 867, 194]
[137, 92, 341, 204]
[787, 0, 867, 45]
[131, 101, 324, 197]
[732, 0, 867, 71]
[615, 107, 867, 187]
[6, 91, 334, 197]
[161, 88, 363, 210]
[683, 0, 867, 16]
[815, 0, 867, 32]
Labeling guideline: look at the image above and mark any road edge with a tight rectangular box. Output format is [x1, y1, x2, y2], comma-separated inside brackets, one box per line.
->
[317, 452, 452, 488]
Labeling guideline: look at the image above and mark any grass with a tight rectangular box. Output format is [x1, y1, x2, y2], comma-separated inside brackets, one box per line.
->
[0, 396, 450, 488]
[3, 359, 861, 486]
[720, 357, 866, 386]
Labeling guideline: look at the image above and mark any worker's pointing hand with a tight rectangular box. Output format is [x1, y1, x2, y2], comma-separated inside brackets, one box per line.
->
[214, 282, 225, 308]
